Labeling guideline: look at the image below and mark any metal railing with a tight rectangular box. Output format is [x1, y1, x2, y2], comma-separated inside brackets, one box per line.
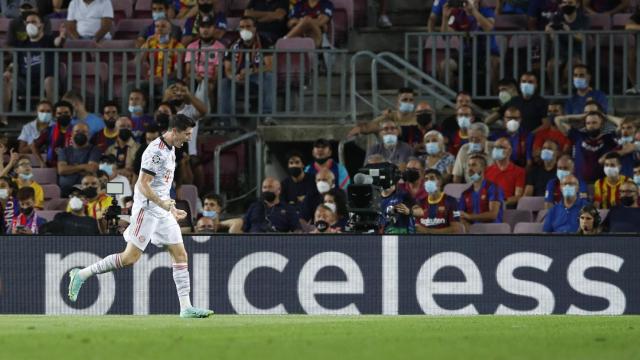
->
[214, 131, 262, 202]
[405, 30, 640, 100]
[0, 47, 349, 119]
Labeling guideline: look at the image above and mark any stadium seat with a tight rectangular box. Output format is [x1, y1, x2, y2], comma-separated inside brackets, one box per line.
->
[443, 183, 469, 200]
[598, 209, 609, 222]
[93, 40, 137, 64]
[422, 35, 463, 77]
[134, 0, 152, 18]
[32, 168, 58, 184]
[353, 0, 366, 27]
[177, 184, 199, 218]
[468, 223, 511, 234]
[0, 18, 10, 36]
[226, 17, 240, 31]
[116, 19, 151, 40]
[513, 222, 544, 234]
[494, 15, 528, 30]
[197, 134, 246, 193]
[41, 184, 61, 200]
[275, 38, 316, 85]
[536, 209, 548, 222]
[44, 198, 69, 211]
[37, 210, 61, 222]
[112, 60, 151, 99]
[332, 0, 354, 29]
[70, 62, 109, 98]
[613, 14, 632, 29]
[49, 18, 66, 35]
[227, 0, 250, 16]
[503, 209, 533, 230]
[589, 14, 611, 30]
[516, 196, 545, 212]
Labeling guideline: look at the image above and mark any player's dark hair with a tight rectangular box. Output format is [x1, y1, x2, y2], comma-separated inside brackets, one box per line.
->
[424, 168, 442, 180]
[54, 100, 74, 114]
[604, 152, 622, 163]
[169, 114, 196, 131]
[17, 186, 35, 201]
[498, 78, 517, 88]
[398, 87, 414, 95]
[103, 100, 120, 113]
[203, 193, 224, 209]
[584, 100, 603, 111]
[240, 16, 257, 27]
[287, 150, 305, 164]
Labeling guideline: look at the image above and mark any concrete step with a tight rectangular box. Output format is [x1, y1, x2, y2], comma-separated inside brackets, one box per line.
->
[348, 26, 429, 53]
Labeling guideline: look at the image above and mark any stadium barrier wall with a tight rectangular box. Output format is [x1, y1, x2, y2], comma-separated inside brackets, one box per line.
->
[1, 235, 638, 315]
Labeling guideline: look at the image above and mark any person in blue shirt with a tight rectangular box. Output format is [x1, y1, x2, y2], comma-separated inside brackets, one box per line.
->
[489, 106, 534, 168]
[304, 138, 350, 190]
[62, 90, 105, 138]
[243, 177, 301, 233]
[564, 64, 608, 115]
[458, 154, 504, 230]
[544, 154, 589, 208]
[127, 89, 156, 143]
[543, 174, 589, 233]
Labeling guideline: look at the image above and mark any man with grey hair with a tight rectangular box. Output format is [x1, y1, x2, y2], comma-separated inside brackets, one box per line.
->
[452, 122, 494, 183]
[364, 120, 413, 171]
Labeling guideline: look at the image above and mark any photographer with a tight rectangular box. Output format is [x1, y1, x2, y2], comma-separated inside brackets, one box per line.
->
[545, 0, 589, 85]
[378, 164, 423, 234]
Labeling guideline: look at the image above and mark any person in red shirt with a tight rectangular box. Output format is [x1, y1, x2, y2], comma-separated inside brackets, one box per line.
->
[398, 158, 427, 204]
[531, 100, 572, 157]
[446, 105, 476, 156]
[485, 137, 525, 208]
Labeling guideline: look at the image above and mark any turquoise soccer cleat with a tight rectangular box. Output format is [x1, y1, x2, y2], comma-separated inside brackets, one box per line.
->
[180, 307, 215, 318]
[68, 268, 85, 302]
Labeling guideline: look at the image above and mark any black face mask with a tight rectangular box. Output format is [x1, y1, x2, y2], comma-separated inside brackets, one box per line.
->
[587, 129, 600, 138]
[105, 118, 116, 129]
[315, 156, 330, 165]
[262, 191, 276, 203]
[562, 5, 576, 15]
[119, 128, 133, 142]
[156, 113, 170, 130]
[288, 166, 303, 178]
[168, 99, 184, 109]
[199, 3, 213, 13]
[315, 220, 329, 233]
[416, 112, 433, 128]
[57, 115, 72, 127]
[73, 133, 88, 146]
[21, 206, 33, 216]
[402, 168, 420, 183]
[82, 186, 98, 199]
[620, 196, 636, 207]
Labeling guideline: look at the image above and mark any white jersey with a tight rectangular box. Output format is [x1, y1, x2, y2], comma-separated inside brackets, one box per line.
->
[135, 136, 176, 215]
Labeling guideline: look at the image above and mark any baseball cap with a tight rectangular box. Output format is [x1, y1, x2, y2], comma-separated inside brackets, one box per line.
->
[201, 16, 216, 27]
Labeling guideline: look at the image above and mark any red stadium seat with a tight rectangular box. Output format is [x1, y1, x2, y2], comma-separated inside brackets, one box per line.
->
[275, 37, 316, 85]
[589, 14, 611, 30]
[422, 35, 463, 78]
[443, 183, 469, 200]
[41, 184, 61, 200]
[93, 40, 137, 64]
[70, 62, 109, 98]
[513, 222, 544, 234]
[228, 0, 250, 16]
[494, 15, 528, 30]
[468, 223, 511, 234]
[134, 0, 152, 18]
[44, 198, 69, 211]
[112, 60, 151, 99]
[536, 209, 548, 222]
[0, 18, 10, 35]
[32, 168, 58, 184]
[503, 209, 533, 230]
[113, 0, 134, 22]
[116, 19, 152, 40]
[516, 196, 546, 212]
[197, 134, 246, 193]
[613, 14, 632, 29]
[37, 210, 61, 222]
[177, 184, 199, 218]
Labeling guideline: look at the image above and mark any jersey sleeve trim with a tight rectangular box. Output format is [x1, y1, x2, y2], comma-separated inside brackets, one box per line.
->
[142, 168, 156, 176]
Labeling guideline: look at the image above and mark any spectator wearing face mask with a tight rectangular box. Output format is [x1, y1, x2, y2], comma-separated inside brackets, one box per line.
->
[544, 154, 589, 208]
[97, 154, 132, 207]
[458, 155, 504, 230]
[0, 176, 20, 234]
[398, 158, 428, 204]
[530, 100, 572, 157]
[304, 138, 350, 190]
[56, 122, 101, 197]
[281, 150, 316, 212]
[485, 78, 519, 126]
[181, 0, 227, 45]
[322, 191, 348, 230]
[35, 100, 74, 167]
[416, 169, 461, 234]
[525, 139, 560, 197]
[452, 122, 494, 183]
[378, 164, 421, 234]
[564, 65, 608, 115]
[300, 168, 346, 223]
[310, 204, 340, 233]
[6, 0, 53, 47]
[200, 193, 243, 233]
[12, 156, 44, 209]
[0, 137, 18, 178]
[126, 89, 156, 142]
[543, 174, 589, 233]
[243, 177, 301, 233]
[139, 17, 185, 83]
[68, 174, 113, 220]
[92, 101, 120, 153]
[135, 0, 183, 49]
[556, 111, 618, 182]
[106, 117, 140, 176]
[489, 107, 533, 168]
[593, 152, 628, 209]
[421, 131, 455, 184]
[634, 162, 640, 190]
[8, 186, 46, 234]
[485, 137, 526, 208]
[610, 118, 639, 177]
[184, 16, 225, 106]
[502, 72, 549, 134]
[364, 120, 413, 171]
[17, 100, 53, 162]
[45, 193, 100, 235]
[195, 216, 216, 233]
[445, 105, 476, 156]
[603, 180, 640, 233]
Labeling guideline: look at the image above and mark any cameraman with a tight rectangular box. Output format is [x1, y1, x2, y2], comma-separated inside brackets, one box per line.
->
[378, 164, 423, 234]
[545, 0, 589, 84]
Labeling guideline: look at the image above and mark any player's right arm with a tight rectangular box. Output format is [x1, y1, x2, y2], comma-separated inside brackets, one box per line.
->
[136, 172, 174, 212]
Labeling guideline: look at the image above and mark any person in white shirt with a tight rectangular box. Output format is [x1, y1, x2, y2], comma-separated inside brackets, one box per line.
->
[97, 154, 133, 207]
[65, 0, 113, 41]
[18, 100, 52, 166]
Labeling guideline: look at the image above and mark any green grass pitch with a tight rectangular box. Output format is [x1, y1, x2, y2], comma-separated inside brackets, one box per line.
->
[0, 316, 639, 360]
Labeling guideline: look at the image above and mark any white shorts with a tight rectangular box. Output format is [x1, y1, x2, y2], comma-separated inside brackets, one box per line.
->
[123, 204, 182, 251]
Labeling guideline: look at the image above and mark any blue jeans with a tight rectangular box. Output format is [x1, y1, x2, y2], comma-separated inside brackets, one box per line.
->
[220, 72, 274, 116]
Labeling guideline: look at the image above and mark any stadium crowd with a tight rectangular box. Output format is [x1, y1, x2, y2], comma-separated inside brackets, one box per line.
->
[0, 0, 639, 235]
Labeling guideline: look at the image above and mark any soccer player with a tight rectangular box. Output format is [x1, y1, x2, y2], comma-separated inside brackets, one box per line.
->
[68, 114, 214, 318]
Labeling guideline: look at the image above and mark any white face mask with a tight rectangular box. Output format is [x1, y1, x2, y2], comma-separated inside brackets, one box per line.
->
[324, 202, 337, 213]
[239, 29, 254, 42]
[316, 181, 331, 194]
[0, 188, 8, 199]
[506, 119, 520, 133]
[69, 196, 84, 211]
[26, 23, 39, 38]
